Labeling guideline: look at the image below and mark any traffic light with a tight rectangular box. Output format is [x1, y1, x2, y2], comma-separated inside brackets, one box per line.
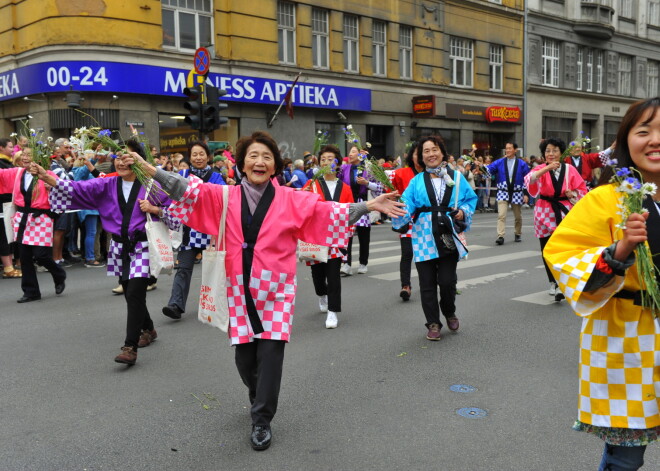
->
[183, 86, 202, 130]
[201, 85, 229, 133]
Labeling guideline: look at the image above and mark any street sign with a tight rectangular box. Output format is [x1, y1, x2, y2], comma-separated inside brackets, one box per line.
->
[194, 47, 211, 76]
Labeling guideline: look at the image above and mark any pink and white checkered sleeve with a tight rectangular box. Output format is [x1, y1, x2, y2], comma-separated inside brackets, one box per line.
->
[167, 175, 203, 224]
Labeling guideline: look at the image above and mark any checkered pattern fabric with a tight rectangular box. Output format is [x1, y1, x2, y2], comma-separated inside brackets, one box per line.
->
[106, 240, 151, 279]
[226, 269, 297, 345]
[411, 213, 438, 262]
[168, 175, 203, 224]
[533, 204, 572, 238]
[324, 203, 351, 248]
[554, 248, 606, 309]
[399, 224, 412, 239]
[182, 229, 211, 250]
[49, 179, 73, 212]
[495, 182, 525, 204]
[14, 212, 54, 246]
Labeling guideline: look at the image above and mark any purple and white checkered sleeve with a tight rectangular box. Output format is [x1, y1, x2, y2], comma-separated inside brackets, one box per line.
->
[49, 179, 74, 213]
[160, 206, 181, 231]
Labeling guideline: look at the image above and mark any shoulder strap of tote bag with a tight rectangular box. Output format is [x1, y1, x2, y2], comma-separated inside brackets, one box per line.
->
[217, 185, 229, 251]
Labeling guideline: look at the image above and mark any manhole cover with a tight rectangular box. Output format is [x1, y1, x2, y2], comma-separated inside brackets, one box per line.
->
[456, 407, 488, 419]
[449, 384, 477, 393]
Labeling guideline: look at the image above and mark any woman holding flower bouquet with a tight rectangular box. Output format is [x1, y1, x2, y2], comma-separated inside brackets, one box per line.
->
[544, 97, 660, 470]
[302, 145, 354, 329]
[392, 135, 478, 341]
[125, 130, 404, 451]
[524, 138, 587, 302]
[30, 139, 181, 366]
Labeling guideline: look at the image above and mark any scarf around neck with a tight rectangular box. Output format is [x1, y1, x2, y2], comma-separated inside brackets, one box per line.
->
[241, 178, 270, 214]
[190, 165, 211, 179]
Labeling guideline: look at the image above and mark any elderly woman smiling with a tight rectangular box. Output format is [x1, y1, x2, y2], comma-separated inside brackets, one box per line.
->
[126, 130, 405, 451]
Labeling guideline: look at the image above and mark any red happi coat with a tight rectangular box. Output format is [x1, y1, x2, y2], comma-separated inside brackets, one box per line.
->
[302, 178, 355, 263]
[391, 166, 417, 238]
[0, 167, 58, 246]
[168, 176, 352, 345]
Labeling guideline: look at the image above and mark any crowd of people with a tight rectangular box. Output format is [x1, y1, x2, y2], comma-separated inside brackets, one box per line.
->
[1, 98, 658, 465]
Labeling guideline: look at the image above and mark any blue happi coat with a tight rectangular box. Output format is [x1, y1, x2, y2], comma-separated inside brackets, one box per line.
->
[392, 169, 477, 262]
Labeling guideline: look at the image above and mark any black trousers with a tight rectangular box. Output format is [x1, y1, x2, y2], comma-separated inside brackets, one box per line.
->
[346, 225, 370, 266]
[539, 237, 555, 283]
[310, 257, 342, 312]
[234, 339, 286, 426]
[121, 277, 153, 350]
[399, 237, 413, 288]
[415, 253, 459, 327]
[168, 247, 202, 311]
[20, 244, 66, 297]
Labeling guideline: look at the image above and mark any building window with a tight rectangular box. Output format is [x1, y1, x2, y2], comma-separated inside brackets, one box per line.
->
[542, 39, 559, 87]
[343, 15, 359, 73]
[162, 0, 213, 51]
[399, 26, 413, 80]
[605, 119, 621, 147]
[648, 61, 659, 98]
[543, 116, 575, 145]
[489, 45, 503, 91]
[619, 0, 635, 19]
[450, 37, 474, 88]
[650, 1, 660, 26]
[372, 21, 387, 76]
[586, 50, 594, 92]
[312, 8, 329, 69]
[618, 55, 632, 96]
[489, 0, 503, 3]
[278, 1, 296, 65]
[596, 51, 603, 93]
[577, 47, 583, 91]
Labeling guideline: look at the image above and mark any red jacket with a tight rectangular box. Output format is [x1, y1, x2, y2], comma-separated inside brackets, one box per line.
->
[563, 151, 603, 183]
[391, 167, 417, 194]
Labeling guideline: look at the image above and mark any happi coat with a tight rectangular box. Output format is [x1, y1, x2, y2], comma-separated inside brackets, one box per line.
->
[524, 163, 587, 238]
[544, 184, 660, 430]
[177, 168, 225, 250]
[0, 167, 58, 246]
[301, 178, 355, 263]
[484, 157, 530, 205]
[338, 163, 383, 227]
[390, 166, 418, 238]
[167, 175, 352, 345]
[392, 170, 478, 262]
[562, 150, 606, 186]
[50, 178, 180, 280]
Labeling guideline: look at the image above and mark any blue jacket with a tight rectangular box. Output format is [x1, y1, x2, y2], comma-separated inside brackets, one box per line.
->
[484, 157, 530, 202]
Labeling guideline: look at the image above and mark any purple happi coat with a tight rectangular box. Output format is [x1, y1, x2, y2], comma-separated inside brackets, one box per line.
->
[50, 177, 180, 279]
[337, 163, 383, 227]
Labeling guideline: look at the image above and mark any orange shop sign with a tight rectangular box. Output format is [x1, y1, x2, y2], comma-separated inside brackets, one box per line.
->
[412, 95, 436, 117]
[485, 106, 521, 123]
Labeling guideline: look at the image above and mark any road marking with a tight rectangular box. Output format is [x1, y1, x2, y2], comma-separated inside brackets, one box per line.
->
[369, 250, 541, 281]
[457, 269, 526, 289]
[512, 291, 561, 305]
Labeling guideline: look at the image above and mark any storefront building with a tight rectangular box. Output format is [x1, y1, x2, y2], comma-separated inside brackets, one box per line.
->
[0, 0, 524, 160]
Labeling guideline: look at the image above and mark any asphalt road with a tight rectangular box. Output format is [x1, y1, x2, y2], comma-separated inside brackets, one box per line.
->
[1, 208, 658, 470]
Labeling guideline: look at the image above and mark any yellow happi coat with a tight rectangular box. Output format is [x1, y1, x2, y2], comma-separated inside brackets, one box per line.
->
[544, 184, 660, 430]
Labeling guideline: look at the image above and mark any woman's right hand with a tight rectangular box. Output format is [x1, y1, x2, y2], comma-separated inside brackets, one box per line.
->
[28, 162, 47, 178]
[615, 212, 649, 262]
[546, 161, 561, 171]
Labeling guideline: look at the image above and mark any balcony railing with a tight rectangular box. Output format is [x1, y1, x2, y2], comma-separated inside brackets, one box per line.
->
[573, 0, 615, 39]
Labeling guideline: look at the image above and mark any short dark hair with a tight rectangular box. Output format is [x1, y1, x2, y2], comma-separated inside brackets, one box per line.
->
[125, 138, 146, 159]
[506, 141, 519, 150]
[318, 144, 342, 164]
[235, 131, 284, 176]
[539, 137, 566, 155]
[415, 135, 449, 170]
[187, 140, 212, 163]
[0, 138, 12, 148]
[405, 140, 418, 169]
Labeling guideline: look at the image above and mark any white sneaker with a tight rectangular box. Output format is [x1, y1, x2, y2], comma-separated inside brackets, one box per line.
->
[357, 264, 368, 274]
[325, 311, 338, 329]
[548, 282, 557, 296]
[319, 295, 328, 313]
[340, 264, 352, 276]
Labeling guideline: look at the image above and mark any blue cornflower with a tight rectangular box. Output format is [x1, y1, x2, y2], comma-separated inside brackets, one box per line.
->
[606, 158, 618, 166]
[616, 168, 631, 177]
[37, 140, 43, 145]
[99, 129, 112, 137]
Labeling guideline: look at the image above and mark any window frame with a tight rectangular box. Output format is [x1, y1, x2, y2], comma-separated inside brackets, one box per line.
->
[586, 49, 594, 92]
[576, 47, 583, 91]
[619, 0, 635, 19]
[618, 54, 632, 96]
[450, 37, 474, 88]
[399, 25, 413, 80]
[278, 1, 297, 66]
[343, 15, 360, 73]
[596, 51, 604, 93]
[311, 8, 329, 70]
[542, 39, 559, 88]
[372, 20, 387, 77]
[650, 0, 660, 26]
[489, 44, 503, 92]
[648, 61, 659, 98]
[161, 0, 214, 52]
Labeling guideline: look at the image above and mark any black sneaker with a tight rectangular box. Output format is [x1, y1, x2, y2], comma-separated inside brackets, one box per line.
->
[514, 235, 522, 242]
[162, 305, 183, 319]
[555, 292, 565, 302]
[495, 237, 504, 245]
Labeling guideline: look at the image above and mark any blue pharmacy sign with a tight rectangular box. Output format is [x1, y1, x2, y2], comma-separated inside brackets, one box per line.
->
[0, 61, 372, 111]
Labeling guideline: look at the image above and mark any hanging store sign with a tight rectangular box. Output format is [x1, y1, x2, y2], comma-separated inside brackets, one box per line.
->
[412, 95, 436, 117]
[0, 61, 372, 111]
[485, 106, 521, 123]
[445, 104, 486, 121]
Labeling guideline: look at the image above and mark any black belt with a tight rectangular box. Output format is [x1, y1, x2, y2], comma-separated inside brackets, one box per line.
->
[539, 195, 569, 226]
[613, 289, 645, 306]
[412, 205, 451, 223]
[112, 233, 148, 281]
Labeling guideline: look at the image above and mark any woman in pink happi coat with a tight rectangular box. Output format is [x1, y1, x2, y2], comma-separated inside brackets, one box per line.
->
[127, 131, 404, 451]
[0, 149, 66, 303]
[524, 137, 587, 301]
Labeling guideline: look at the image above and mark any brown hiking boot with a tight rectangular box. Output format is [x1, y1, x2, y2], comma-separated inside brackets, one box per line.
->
[114, 346, 137, 365]
[138, 329, 157, 348]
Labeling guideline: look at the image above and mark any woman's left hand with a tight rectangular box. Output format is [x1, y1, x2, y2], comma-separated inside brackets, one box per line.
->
[356, 176, 369, 186]
[453, 209, 464, 221]
[138, 199, 158, 215]
[368, 192, 406, 218]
